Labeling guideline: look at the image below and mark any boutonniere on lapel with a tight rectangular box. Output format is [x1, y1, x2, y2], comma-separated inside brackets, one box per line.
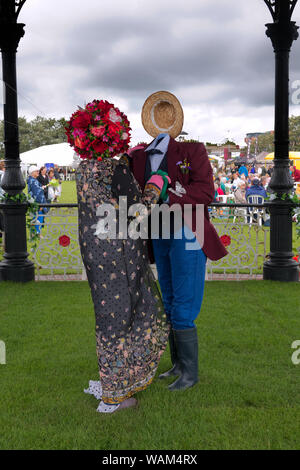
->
[176, 158, 191, 174]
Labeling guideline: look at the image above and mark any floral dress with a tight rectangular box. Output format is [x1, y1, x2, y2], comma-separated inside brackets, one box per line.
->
[76, 156, 169, 404]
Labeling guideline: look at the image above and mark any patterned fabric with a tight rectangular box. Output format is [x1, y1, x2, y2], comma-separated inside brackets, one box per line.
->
[76, 157, 169, 405]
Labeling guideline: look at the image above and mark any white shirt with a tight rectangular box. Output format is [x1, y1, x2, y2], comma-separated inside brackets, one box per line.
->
[145, 133, 170, 172]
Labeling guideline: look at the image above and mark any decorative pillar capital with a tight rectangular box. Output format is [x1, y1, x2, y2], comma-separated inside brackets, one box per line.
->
[265, 21, 299, 52]
[0, 22, 25, 53]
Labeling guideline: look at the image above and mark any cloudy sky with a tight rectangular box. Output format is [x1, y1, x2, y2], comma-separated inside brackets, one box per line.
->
[3, 0, 300, 146]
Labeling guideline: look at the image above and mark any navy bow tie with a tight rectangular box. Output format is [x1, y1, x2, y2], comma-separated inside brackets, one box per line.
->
[147, 149, 164, 156]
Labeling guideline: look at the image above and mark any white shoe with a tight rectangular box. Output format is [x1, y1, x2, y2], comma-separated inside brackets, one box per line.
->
[96, 401, 120, 413]
[84, 380, 102, 400]
[96, 397, 137, 414]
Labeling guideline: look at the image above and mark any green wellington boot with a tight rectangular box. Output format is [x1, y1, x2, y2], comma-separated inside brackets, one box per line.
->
[168, 327, 199, 391]
[158, 329, 181, 379]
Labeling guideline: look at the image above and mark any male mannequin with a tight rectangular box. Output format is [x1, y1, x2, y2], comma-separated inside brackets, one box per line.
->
[130, 91, 227, 391]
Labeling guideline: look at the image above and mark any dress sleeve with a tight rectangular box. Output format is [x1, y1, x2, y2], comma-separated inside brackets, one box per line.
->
[111, 158, 161, 209]
[111, 159, 142, 207]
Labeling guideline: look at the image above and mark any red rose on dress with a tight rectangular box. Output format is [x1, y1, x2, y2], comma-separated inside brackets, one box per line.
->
[59, 235, 71, 247]
[220, 234, 231, 247]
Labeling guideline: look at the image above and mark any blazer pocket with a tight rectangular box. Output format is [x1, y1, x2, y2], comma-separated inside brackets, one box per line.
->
[177, 169, 190, 186]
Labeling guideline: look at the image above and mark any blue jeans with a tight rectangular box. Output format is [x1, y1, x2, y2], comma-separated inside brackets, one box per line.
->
[35, 210, 45, 234]
[152, 226, 207, 330]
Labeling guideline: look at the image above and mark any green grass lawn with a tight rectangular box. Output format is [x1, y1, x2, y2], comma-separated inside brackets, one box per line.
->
[0, 281, 300, 450]
[56, 180, 77, 204]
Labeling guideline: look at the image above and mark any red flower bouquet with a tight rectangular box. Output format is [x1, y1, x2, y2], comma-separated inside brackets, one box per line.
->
[65, 100, 131, 161]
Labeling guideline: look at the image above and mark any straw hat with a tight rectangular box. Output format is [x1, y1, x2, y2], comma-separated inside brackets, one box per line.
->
[141, 91, 184, 139]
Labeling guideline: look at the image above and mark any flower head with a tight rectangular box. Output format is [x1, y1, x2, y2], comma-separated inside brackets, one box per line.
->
[59, 235, 71, 247]
[220, 234, 231, 247]
[65, 99, 131, 161]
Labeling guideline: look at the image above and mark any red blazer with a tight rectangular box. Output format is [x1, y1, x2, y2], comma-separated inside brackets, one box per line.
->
[130, 137, 227, 261]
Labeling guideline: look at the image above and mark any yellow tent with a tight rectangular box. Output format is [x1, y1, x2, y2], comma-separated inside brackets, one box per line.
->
[265, 151, 300, 170]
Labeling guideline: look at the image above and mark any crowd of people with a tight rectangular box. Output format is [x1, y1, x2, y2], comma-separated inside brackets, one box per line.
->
[26, 164, 62, 235]
[212, 161, 300, 204]
[0, 162, 63, 238]
[28, 164, 62, 204]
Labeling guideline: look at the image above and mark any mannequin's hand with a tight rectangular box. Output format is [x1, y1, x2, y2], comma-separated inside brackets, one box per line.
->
[146, 172, 171, 201]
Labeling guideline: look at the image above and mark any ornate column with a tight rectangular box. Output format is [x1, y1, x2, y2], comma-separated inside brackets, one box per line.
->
[263, 0, 299, 281]
[0, 0, 34, 282]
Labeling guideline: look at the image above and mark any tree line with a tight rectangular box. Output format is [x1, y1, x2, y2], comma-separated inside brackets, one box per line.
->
[0, 116, 67, 157]
[1, 114, 300, 157]
[254, 115, 300, 154]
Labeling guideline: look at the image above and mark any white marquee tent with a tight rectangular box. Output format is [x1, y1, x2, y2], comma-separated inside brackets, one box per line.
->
[20, 143, 76, 169]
